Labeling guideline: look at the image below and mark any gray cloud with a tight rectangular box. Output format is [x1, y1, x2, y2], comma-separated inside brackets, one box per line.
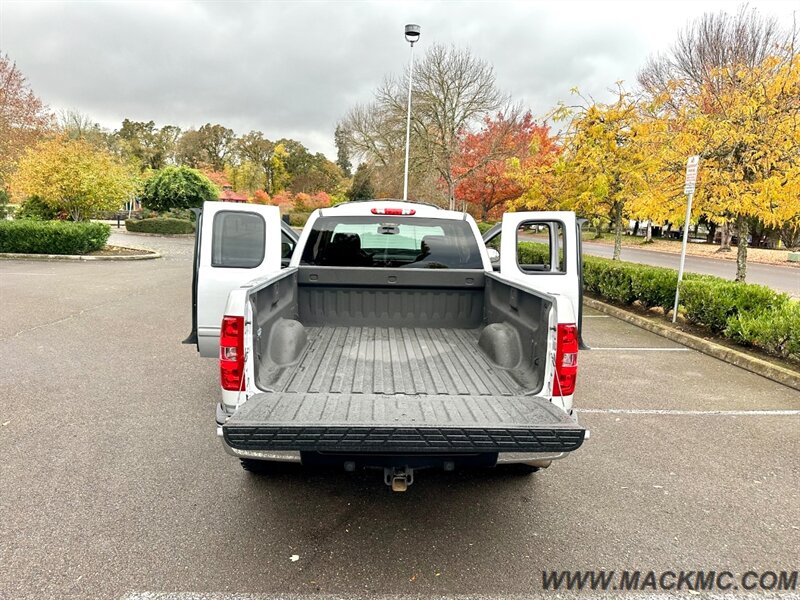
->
[1, 0, 795, 158]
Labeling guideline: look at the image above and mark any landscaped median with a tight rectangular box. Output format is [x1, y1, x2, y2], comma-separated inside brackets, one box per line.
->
[0, 220, 159, 260]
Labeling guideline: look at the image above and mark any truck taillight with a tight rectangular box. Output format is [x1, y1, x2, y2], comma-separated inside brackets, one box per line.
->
[220, 315, 244, 391]
[371, 207, 415, 215]
[552, 323, 578, 396]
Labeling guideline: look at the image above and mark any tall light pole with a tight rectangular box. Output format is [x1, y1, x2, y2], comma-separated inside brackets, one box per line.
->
[402, 23, 420, 201]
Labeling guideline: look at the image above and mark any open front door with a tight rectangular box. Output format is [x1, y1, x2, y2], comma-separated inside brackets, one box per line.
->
[195, 202, 283, 357]
[486, 212, 581, 323]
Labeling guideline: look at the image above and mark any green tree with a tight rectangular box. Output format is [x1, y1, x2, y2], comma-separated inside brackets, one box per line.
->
[116, 119, 180, 170]
[197, 123, 235, 171]
[334, 124, 352, 177]
[346, 164, 374, 201]
[141, 166, 219, 212]
[10, 137, 137, 221]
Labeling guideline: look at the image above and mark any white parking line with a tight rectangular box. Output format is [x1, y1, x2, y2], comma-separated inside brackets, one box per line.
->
[580, 408, 800, 416]
[589, 347, 690, 351]
[583, 314, 610, 318]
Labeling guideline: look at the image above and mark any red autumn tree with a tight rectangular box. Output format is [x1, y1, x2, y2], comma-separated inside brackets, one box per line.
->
[0, 54, 54, 184]
[453, 112, 558, 221]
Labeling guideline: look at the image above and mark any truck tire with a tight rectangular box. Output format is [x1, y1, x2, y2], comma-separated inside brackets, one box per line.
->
[497, 463, 540, 475]
[239, 458, 297, 475]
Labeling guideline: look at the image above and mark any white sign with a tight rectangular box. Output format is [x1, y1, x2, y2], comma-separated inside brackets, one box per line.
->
[684, 155, 700, 195]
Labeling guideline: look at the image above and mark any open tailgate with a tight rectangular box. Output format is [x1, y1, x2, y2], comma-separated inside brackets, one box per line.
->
[223, 393, 585, 454]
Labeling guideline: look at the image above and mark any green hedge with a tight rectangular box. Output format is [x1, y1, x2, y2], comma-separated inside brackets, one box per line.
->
[551, 239, 799, 362]
[0, 220, 110, 254]
[679, 279, 788, 334]
[286, 212, 310, 227]
[125, 217, 194, 234]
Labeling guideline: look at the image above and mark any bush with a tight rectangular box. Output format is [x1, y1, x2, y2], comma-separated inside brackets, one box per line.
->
[679, 279, 788, 333]
[125, 217, 195, 234]
[286, 212, 310, 227]
[0, 220, 110, 254]
[141, 166, 218, 212]
[725, 301, 800, 361]
[15, 196, 59, 220]
[476, 222, 497, 234]
[579, 251, 796, 362]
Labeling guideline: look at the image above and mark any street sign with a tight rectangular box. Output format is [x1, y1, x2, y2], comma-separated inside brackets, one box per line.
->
[674, 155, 701, 322]
[684, 155, 700, 195]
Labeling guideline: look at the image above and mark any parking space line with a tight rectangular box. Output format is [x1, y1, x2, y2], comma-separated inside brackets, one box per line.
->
[580, 408, 800, 416]
[583, 315, 610, 318]
[588, 347, 690, 351]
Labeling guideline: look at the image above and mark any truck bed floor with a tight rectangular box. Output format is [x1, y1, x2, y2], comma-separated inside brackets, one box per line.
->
[265, 326, 527, 397]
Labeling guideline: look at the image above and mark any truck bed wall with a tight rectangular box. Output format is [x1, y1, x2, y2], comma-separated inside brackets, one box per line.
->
[249, 267, 552, 395]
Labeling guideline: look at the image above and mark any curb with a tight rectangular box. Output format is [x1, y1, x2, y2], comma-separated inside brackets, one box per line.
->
[117, 230, 195, 238]
[0, 248, 161, 261]
[584, 297, 800, 392]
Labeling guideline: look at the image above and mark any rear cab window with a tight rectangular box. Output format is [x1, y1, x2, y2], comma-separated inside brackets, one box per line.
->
[300, 216, 483, 269]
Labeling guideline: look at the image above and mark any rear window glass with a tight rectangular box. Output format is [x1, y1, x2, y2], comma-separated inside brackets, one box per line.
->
[212, 211, 265, 268]
[300, 216, 483, 269]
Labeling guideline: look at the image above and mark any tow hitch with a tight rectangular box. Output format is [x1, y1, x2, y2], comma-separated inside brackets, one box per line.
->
[384, 466, 414, 492]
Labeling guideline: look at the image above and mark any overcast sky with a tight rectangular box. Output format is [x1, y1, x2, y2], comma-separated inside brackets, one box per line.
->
[1, 0, 796, 159]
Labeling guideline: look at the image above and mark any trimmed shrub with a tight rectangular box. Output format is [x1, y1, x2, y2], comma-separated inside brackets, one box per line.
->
[476, 222, 497, 234]
[725, 301, 800, 361]
[15, 196, 59, 220]
[125, 218, 194, 234]
[141, 166, 218, 212]
[0, 220, 110, 254]
[680, 279, 788, 333]
[287, 212, 310, 227]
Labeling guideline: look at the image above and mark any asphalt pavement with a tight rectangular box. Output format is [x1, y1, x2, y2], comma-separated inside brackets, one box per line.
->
[582, 241, 800, 296]
[1, 231, 798, 600]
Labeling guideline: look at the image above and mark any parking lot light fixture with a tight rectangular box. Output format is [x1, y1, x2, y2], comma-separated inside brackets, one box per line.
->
[402, 23, 420, 202]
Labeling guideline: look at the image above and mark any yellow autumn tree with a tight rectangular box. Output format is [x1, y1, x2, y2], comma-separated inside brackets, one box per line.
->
[655, 51, 800, 280]
[543, 87, 666, 259]
[10, 137, 138, 221]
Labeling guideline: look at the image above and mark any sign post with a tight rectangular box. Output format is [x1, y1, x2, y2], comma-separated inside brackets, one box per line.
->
[672, 155, 700, 323]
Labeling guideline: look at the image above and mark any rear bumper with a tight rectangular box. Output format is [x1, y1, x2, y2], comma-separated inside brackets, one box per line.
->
[219, 393, 587, 456]
[220, 440, 571, 467]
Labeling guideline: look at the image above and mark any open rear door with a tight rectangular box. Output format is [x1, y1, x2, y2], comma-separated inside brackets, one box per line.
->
[486, 211, 580, 321]
[195, 201, 284, 357]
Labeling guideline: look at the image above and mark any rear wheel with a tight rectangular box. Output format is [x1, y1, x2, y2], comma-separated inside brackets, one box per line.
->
[497, 463, 540, 475]
[239, 458, 298, 475]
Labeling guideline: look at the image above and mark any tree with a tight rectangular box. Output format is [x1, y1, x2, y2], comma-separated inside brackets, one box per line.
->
[197, 123, 235, 171]
[551, 87, 659, 260]
[140, 166, 219, 212]
[455, 111, 558, 221]
[237, 131, 280, 193]
[0, 54, 54, 184]
[641, 7, 799, 281]
[176, 129, 205, 167]
[334, 124, 352, 177]
[660, 54, 800, 281]
[10, 138, 137, 221]
[116, 119, 180, 171]
[347, 163, 375, 201]
[340, 43, 511, 207]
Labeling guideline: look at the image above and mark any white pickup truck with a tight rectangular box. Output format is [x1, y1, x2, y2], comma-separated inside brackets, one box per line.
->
[186, 199, 588, 490]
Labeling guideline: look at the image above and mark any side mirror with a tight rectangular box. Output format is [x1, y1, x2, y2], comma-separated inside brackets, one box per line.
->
[487, 247, 500, 263]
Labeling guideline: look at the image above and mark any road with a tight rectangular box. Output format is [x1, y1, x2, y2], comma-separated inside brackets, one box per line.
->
[1, 231, 798, 600]
[582, 241, 800, 296]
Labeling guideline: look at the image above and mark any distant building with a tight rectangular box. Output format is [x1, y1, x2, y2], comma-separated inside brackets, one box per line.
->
[218, 185, 247, 203]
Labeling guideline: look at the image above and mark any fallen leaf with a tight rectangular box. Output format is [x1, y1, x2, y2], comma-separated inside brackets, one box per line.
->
[290, 555, 300, 562]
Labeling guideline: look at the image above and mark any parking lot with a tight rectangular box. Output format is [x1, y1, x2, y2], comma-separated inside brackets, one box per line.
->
[1, 232, 798, 600]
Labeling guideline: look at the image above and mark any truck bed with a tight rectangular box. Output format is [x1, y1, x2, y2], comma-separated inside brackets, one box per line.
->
[227, 268, 585, 455]
[266, 326, 526, 397]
